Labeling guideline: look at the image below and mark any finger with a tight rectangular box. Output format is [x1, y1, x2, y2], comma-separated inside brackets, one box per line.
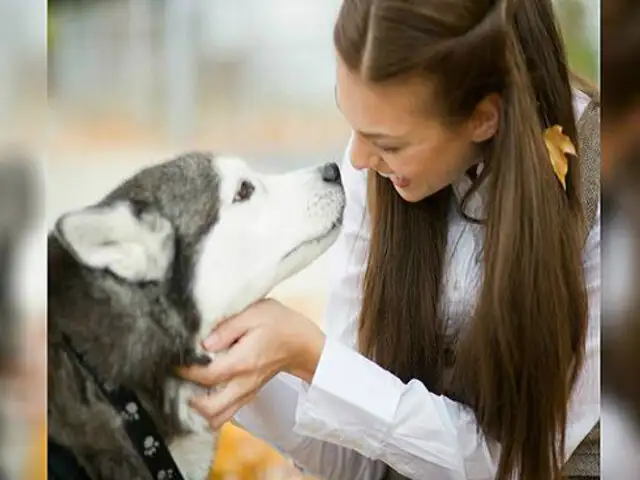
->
[206, 405, 237, 430]
[204, 315, 253, 352]
[177, 351, 250, 387]
[206, 392, 257, 430]
[190, 379, 253, 426]
[175, 364, 210, 384]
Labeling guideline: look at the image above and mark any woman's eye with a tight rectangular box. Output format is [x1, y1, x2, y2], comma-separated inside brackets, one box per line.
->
[377, 145, 402, 154]
[233, 180, 255, 203]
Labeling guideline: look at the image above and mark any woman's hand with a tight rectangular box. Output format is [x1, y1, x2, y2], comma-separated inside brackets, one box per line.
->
[179, 298, 326, 429]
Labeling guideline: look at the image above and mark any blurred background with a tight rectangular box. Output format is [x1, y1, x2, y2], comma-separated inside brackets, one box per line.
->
[43, 0, 599, 223]
[1, 0, 600, 479]
[0, 0, 47, 479]
[601, 0, 640, 479]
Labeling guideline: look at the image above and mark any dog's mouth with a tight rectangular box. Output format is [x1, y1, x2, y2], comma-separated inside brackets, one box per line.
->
[281, 219, 342, 261]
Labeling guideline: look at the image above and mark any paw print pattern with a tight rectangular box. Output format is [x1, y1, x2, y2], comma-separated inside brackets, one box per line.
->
[143, 435, 160, 457]
[121, 402, 140, 422]
[157, 469, 174, 479]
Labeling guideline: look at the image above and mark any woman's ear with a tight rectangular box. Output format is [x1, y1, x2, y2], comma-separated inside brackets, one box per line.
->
[469, 93, 501, 143]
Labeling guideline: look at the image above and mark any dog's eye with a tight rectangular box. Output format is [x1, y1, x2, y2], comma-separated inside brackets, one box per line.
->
[233, 180, 255, 203]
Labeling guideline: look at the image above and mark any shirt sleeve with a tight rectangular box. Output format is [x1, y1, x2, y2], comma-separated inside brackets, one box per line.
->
[232, 372, 388, 480]
[292, 152, 601, 479]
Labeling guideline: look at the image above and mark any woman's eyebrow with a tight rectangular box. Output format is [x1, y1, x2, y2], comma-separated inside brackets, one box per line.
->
[361, 131, 403, 141]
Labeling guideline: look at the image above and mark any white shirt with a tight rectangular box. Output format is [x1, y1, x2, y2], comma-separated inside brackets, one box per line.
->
[234, 91, 600, 480]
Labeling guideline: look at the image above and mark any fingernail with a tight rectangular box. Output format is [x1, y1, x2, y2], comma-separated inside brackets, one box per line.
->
[204, 334, 219, 351]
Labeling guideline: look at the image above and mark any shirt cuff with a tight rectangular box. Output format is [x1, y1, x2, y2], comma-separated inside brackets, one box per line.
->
[294, 338, 405, 459]
[234, 373, 308, 454]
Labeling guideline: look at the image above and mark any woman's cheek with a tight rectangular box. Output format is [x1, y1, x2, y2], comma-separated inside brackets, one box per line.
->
[383, 155, 417, 178]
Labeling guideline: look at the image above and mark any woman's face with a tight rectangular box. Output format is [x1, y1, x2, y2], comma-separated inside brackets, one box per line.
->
[335, 57, 498, 202]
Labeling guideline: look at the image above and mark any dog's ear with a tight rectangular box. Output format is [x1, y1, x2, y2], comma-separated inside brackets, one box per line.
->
[54, 200, 175, 282]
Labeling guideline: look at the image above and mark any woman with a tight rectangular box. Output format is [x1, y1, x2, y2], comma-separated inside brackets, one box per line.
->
[182, 0, 600, 479]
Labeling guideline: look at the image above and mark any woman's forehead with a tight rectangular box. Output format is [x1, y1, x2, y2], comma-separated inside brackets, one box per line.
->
[335, 59, 436, 138]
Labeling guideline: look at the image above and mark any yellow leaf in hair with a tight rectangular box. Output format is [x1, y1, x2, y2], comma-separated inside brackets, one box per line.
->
[543, 125, 575, 190]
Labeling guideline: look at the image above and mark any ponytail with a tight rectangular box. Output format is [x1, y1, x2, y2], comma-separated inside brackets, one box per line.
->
[451, 8, 588, 480]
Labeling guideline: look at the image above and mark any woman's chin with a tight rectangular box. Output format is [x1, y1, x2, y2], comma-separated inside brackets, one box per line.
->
[393, 183, 442, 203]
[393, 184, 423, 203]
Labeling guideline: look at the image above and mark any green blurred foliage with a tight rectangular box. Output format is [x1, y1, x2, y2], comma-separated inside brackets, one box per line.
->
[555, 0, 599, 85]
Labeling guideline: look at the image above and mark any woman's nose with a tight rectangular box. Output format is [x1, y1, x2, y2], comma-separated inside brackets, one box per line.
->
[349, 135, 378, 171]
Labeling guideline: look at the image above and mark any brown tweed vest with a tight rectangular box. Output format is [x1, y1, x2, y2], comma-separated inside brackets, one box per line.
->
[561, 98, 601, 479]
[384, 99, 601, 480]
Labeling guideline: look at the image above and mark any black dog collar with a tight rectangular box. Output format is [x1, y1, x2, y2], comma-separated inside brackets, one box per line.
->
[60, 334, 187, 480]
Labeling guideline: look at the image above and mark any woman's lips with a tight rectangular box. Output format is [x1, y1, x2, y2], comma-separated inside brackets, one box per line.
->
[391, 175, 410, 188]
[378, 171, 410, 188]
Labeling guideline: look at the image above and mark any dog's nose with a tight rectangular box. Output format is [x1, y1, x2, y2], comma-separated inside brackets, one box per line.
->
[321, 162, 341, 184]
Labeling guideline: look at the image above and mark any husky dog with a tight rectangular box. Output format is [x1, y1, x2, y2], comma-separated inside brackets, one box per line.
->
[48, 152, 345, 479]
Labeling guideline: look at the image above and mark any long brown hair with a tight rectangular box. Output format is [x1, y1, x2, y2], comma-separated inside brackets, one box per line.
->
[334, 1, 589, 479]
